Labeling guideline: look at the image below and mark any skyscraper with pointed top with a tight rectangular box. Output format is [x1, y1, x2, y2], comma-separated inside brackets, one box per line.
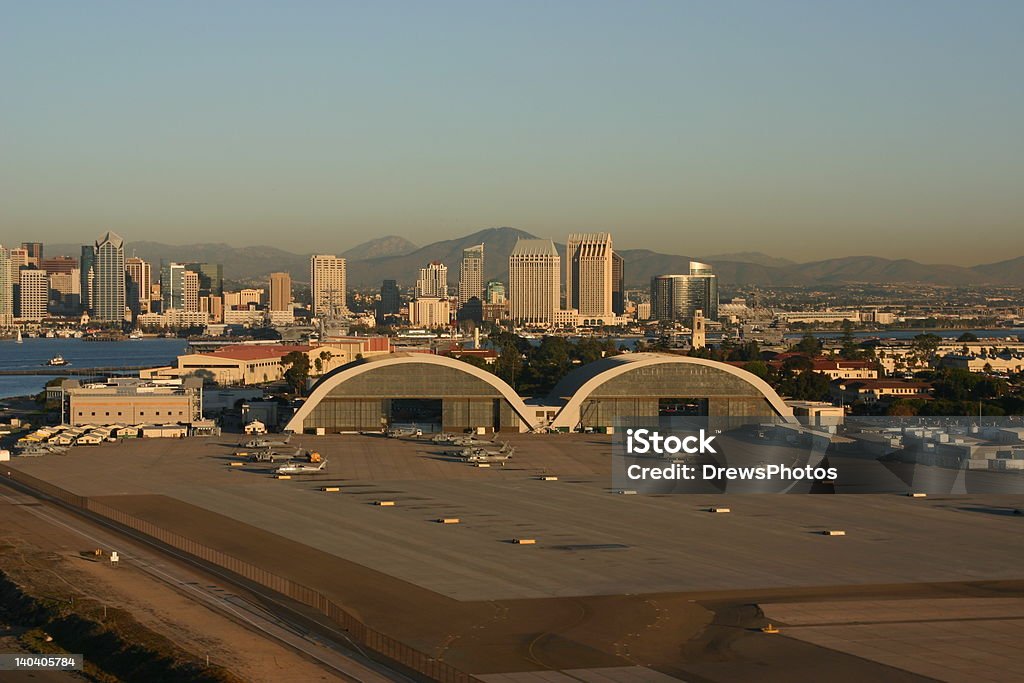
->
[92, 231, 126, 322]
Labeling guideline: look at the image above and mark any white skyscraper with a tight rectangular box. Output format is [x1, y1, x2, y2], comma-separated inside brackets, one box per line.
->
[458, 244, 484, 306]
[17, 268, 48, 320]
[310, 254, 348, 317]
[416, 261, 448, 298]
[508, 238, 560, 324]
[566, 233, 614, 318]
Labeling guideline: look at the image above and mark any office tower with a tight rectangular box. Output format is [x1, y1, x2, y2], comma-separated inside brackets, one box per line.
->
[182, 270, 199, 312]
[310, 255, 347, 317]
[80, 245, 95, 312]
[9, 247, 29, 271]
[269, 272, 292, 311]
[186, 262, 223, 297]
[611, 251, 625, 316]
[92, 231, 126, 322]
[408, 297, 451, 328]
[160, 262, 187, 311]
[41, 256, 78, 274]
[508, 238, 560, 324]
[125, 257, 151, 317]
[20, 242, 43, 266]
[204, 295, 224, 323]
[458, 244, 484, 306]
[48, 270, 81, 313]
[0, 246, 13, 325]
[416, 261, 448, 298]
[566, 233, 613, 318]
[17, 268, 48, 320]
[378, 279, 401, 320]
[650, 261, 719, 323]
[485, 280, 506, 304]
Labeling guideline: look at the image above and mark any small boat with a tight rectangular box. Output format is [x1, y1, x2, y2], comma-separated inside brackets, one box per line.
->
[45, 355, 70, 366]
[129, 330, 143, 339]
[15, 329, 23, 343]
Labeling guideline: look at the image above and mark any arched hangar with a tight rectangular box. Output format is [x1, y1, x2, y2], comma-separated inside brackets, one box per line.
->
[546, 352, 792, 430]
[286, 353, 536, 433]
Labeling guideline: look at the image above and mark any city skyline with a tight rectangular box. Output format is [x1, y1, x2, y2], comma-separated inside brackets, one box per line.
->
[3, 2, 1023, 264]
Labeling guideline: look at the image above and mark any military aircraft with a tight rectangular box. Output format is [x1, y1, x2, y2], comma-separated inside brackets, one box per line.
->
[243, 435, 292, 449]
[275, 458, 327, 475]
[247, 447, 304, 462]
[464, 448, 515, 463]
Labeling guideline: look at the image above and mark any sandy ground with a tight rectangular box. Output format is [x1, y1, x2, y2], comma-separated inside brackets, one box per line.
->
[0, 499, 340, 683]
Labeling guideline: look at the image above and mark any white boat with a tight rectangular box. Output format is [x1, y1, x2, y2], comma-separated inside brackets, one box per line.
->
[45, 355, 70, 367]
[129, 330, 143, 339]
[15, 329, 22, 343]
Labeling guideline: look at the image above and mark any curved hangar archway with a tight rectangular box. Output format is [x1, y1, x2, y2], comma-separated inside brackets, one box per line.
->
[548, 352, 793, 430]
[286, 353, 536, 433]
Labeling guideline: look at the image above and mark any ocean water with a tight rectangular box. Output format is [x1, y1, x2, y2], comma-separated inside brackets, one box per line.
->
[0, 337, 187, 399]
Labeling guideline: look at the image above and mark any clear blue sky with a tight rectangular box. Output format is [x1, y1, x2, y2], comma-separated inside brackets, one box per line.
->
[2, 1, 1022, 264]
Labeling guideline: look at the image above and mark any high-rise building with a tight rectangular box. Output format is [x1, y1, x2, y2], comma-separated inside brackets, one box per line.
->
[125, 257, 151, 317]
[508, 238, 560, 324]
[17, 268, 48, 320]
[416, 261, 448, 299]
[0, 246, 13, 325]
[458, 244, 484, 306]
[9, 248, 29, 271]
[48, 270, 81, 314]
[41, 256, 78, 274]
[160, 262, 187, 311]
[186, 262, 223, 297]
[611, 251, 625, 316]
[182, 270, 200, 312]
[566, 233, 614, 318]
[485, 280, 506, 304]
[20, 243, 44, 267]
[650, 261, 719, 323]
[378, 279, 401, 321]
[269, 272, 292, 312]
[310, 255, 347, 317]
[92, 231, 126, 322]
[80, 245, 95, 312]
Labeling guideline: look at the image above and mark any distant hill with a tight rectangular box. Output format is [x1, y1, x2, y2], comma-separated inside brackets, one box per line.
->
[44, 234, 1024, 288]
[345, 227, 538, 288]
[701, 252, 797, 268]
[341, 235, 417, 260]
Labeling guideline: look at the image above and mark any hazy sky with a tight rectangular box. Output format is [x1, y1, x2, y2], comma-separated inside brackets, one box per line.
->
[2, 1, 1023, 264]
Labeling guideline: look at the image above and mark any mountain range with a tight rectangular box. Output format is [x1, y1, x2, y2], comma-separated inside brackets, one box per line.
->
[45, 228, 1024, 288]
